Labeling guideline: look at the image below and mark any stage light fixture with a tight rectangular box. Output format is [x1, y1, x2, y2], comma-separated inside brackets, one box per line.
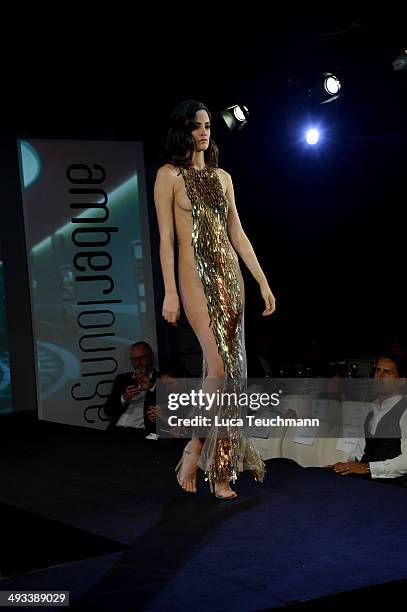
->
[308, 73, 342, 104]
[221, 104, 249, 132]
[393, 49, 407, 71]
[324, 75, 341, 96]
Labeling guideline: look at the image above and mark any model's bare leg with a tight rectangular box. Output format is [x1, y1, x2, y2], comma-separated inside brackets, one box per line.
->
[195, 321, 237, 499]
[178, 250, 239, 498]
[175, 437, 203, 493]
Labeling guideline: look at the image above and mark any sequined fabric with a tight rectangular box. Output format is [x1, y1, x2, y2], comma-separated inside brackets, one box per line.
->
[182, 166, 241, 378]
[180, 166, 266, 486]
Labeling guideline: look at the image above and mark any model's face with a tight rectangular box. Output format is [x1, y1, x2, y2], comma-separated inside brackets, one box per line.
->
[191, 110, 210, 151]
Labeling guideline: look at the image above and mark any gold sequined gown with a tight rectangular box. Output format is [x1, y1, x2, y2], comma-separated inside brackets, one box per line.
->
[174, 165, 265, 487]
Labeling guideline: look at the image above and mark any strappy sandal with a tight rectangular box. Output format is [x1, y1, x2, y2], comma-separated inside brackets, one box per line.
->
[175, 447, 201, 493]
[214, 486, 238, 500]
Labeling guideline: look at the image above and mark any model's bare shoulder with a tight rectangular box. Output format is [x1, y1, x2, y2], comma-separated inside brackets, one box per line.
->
[216, 167, 230, 178]
[217, 167, 233, 182]
[216, 167, 232, 192]
[156, 164, 179, 179]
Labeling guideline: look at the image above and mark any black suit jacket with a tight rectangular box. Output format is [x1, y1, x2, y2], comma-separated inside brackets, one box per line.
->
[104, 370, 158, 432]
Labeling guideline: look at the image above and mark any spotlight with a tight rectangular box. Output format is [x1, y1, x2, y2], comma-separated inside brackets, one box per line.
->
[324, 75, 341, 96]
[305, 128, 320, 145]
[221, 104, 249, 132]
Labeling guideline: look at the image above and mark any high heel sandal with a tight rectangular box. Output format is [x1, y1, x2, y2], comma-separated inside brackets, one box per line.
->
[214, 487, 237, 500]
[175, 448, 201, 493]
[206, 475, 238, 500]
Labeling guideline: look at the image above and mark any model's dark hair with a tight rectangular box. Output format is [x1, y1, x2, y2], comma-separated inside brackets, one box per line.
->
[163, 100, 219, 168]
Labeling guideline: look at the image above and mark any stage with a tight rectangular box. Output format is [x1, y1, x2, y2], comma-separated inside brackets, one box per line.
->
[1, 412, 407, 611]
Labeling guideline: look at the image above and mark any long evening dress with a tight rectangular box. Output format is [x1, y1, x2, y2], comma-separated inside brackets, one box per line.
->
[175, 165, 265, 488]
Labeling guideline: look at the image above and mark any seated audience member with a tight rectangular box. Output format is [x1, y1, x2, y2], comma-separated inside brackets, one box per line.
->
[326, 352, 407, 485]
[104, 341, 158, 438]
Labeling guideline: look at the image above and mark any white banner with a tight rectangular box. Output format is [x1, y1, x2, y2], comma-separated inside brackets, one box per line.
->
[18, 139, 157, 428]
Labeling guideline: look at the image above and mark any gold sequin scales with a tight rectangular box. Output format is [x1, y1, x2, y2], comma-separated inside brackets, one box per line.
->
[181, 166, 242, 378]
[180, 165, 266, 486]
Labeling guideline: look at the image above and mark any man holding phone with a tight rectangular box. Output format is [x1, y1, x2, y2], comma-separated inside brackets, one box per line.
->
[104, 341, 158, 438]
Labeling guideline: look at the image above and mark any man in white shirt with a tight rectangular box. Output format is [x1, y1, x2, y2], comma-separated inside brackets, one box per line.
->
[104, 341, 158, 437]
[326, 353, 407, 484]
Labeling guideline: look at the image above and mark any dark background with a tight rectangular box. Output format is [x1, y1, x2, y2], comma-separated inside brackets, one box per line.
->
[2, 13, 406, 370]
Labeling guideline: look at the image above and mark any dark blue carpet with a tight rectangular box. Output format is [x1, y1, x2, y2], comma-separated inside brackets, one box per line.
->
[1, 417, 407, 611]
[55, 458, 407, 612]
[134, 462, 407, 610]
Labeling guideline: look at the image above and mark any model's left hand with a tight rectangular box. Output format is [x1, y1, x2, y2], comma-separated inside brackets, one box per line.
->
[260, 283, 276, 316]
[325, 461, 370, 475]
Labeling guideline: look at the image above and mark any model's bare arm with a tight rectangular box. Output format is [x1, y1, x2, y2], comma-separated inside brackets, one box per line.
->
[225, 171, 276, 315]
[154, 166, 180, 324]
